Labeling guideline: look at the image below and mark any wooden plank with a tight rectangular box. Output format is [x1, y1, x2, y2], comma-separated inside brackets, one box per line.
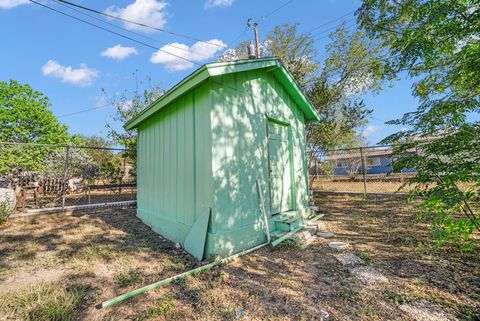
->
[184, 208, 210, 260]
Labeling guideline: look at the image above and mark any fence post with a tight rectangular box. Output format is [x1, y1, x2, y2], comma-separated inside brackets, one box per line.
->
[88, 186, 91, 205]
[61, 146, 71, 211]
[360, 147, 367, 198]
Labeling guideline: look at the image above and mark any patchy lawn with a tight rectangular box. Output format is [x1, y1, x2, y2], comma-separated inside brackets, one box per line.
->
[0, 194, 479, 320]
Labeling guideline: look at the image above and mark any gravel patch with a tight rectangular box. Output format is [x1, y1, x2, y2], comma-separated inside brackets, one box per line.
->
[334, 253, 365, 266]
[399, 300, 457, 321]
[351, 266, 388, 285]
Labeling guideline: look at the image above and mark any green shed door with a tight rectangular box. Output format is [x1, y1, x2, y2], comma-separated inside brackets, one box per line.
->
[268, 120, 293, 215]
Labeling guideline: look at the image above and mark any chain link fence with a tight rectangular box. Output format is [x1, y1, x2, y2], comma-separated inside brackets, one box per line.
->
[309, 145, 416, 195]
[0, 142, 136, 214]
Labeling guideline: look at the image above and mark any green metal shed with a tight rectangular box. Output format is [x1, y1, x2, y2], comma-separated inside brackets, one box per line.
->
[125, 57, 320, 260]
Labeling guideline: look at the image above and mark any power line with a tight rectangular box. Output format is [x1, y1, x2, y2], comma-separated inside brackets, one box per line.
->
[28, 0, 201, 66]
[229, 26, 249, 47]
[307, 10, 356, 33]
[55, 0, 224, 48]
[228, 0, 295, 49]
[261, 0, 295, 20]
[57, 103, 112, 118]
[53, 0, 215, 59]
[313, 23, 357, 43]
[311, 17, 357, 38]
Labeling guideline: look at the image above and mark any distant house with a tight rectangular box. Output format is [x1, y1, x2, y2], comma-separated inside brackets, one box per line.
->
[325, 146, 416, 175]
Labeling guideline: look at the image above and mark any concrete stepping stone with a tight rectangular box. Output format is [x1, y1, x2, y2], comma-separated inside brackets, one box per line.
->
[399, 300, 456, 321]
[351, 266, 388, 285]
[328, 241, 348, 250]
[300, 235, 317, 249]
[318, 231, 335, 238]
[334, 253, 364, 266]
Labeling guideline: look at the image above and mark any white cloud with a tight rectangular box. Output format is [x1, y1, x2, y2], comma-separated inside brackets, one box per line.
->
[94, 95, 108, 108]
[105, 0, 168, 33]
[0, 0, 28, 9]
[150, 39, 227, 71]
[118, 100, 134, 112]
[41, 60, 98, 87]
[362, 125, 381, 138]
[204, 0, 234, 9]
[101, 44, 138, 60]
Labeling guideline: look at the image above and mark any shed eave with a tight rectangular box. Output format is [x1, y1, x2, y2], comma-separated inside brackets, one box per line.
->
[124, 66, 210, 130]
[124, 57, 320, 130]
[271, 62, 320, 123]
[206, 58, 279, 77]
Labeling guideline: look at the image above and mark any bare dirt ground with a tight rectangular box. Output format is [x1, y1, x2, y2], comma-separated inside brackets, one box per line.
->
[0, 194, 479, 320]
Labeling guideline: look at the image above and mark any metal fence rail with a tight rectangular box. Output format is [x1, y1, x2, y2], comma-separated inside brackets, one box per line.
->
[309, 145, 416, 195]
[0, 142, 136, 213]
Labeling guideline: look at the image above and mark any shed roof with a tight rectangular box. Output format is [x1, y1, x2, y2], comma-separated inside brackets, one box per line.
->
[124, 57, 320, 130]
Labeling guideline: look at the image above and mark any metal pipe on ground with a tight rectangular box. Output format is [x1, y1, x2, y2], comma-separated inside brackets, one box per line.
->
[99, 183, 273, 309]
[98, 241, 270, 309]
[98, 187, 323, 308]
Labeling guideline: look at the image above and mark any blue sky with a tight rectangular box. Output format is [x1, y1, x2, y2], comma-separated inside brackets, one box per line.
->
[0, 0, 418, 145]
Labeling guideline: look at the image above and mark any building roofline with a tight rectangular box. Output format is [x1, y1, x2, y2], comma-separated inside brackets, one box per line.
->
[124, 57, 320, 130]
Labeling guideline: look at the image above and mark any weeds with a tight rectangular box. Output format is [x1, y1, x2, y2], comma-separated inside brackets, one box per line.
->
[355, 250, 373, 264]
[131, 294, 177, 321]
[338, 288, 360, 300]
[384, 290, 409, 305]
[0, 281, 87, 321]
[273, 238, 301, 250]
[0, 197, 12, 224]
[163, 256, 192, 272]
[82, 244, 116, 261]
[13, 243, 39, 261]
[114, 269, 141, 288]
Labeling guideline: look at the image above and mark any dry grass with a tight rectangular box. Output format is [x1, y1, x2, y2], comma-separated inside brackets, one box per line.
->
[0, 196, 479, 320]
[310, 174, 414, 194]
[0, 281, 87, 321]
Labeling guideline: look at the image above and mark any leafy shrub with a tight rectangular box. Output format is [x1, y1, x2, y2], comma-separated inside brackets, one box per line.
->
[0, 197, 12, 224]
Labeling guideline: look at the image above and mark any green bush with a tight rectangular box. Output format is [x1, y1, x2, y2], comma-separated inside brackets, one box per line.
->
[0, 197, 12, 224]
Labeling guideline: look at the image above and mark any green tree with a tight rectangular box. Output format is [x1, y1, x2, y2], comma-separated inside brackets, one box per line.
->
[307, 23, 390, 157]
[359, 0, 480, 247]
[77, 135, 129, 184]
[219, 24, 319, 87]
[263, 23, 319, 88]
[0, 80, 70, 173]
[105, 73, 163, 164]
[218, 23, 388, 159]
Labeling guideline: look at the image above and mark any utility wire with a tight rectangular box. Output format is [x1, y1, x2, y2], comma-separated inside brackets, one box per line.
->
[307, 10, 356, 33]
[229, 26, 249, 47]
[28, 0, 201, 66]
[313, 23, 357, 43]
[311, 17, 356, 38]
[53, 0, 214, 59]
[55, 0, 224, 48]
[261, 0, 295, 20]
[57, 103, 112, 118]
